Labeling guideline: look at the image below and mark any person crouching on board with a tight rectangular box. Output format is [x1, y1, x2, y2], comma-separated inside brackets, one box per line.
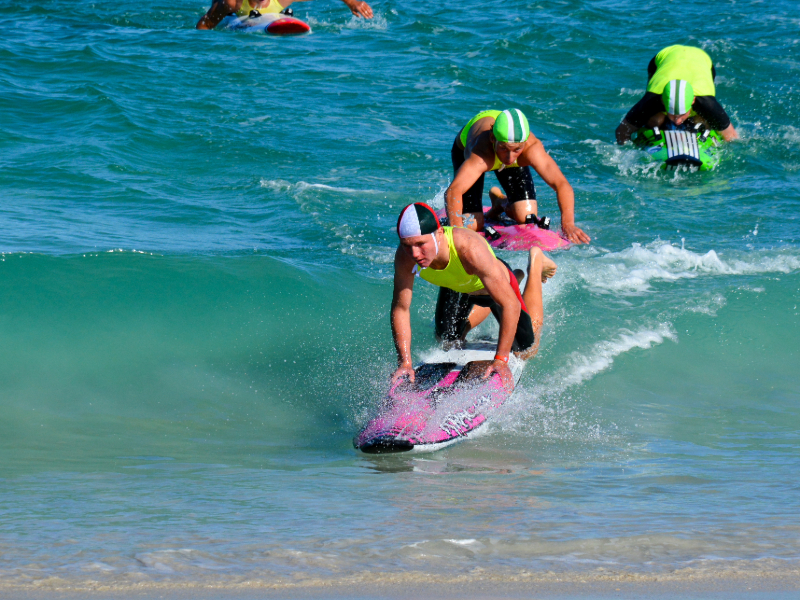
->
[615, 45, 739, 144]
[196, 0, 372, 29]
[391, 202, 557, 391]
[446, 108, 591, 245]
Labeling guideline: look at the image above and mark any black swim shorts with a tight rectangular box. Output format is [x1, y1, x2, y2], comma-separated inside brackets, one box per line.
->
[433, 265, 535, 353]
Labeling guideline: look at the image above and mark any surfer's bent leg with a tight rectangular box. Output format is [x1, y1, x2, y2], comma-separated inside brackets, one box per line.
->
[481, 267, 535, 355]
[517, 248, 557, 359]
[434, 288, 473, 345]
[494, 167, 537, 224]
[450, 138, 485, 230]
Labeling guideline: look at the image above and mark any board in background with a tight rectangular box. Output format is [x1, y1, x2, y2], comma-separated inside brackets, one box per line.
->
[436, 207, 569, 252]
[221, 12, 311, 35]
[632, 124, 723, 171]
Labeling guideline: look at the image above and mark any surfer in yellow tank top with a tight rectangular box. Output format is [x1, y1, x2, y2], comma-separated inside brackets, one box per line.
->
[391, 203, 557, 390]
[196, 0, 372, 29]
[447, 109, 591, 245]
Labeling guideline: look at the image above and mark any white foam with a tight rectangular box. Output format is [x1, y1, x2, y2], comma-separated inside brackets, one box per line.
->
[342, 14, 388, 30]
[294, 181, 375, 194]
[259, 178, 293, 192]
[446, 539, 478, 546]
[259, 179, 381, 195]
[307, 14, 388, 31]
[684, 293, 727, 316]
[781, 124, 800, 144]
[495, 324, 677, 442]
[552, 324, 677, 391]
[578, 241, 800, 295]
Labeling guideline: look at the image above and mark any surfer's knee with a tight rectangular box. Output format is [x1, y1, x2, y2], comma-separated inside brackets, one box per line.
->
[504, 199, 538, 224]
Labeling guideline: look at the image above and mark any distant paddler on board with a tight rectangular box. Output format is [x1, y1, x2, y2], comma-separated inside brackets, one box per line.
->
[615, 45, 739, 144]
[391, 203, 556, 390]
[196, 0, 372, 29]
[447, 108, 591, 245]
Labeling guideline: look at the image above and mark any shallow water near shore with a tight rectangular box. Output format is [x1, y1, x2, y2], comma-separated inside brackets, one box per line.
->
[1, 0, 800, 594]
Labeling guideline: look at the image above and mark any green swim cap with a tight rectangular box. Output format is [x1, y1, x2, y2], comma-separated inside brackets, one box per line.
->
[662, 79, 694, 115]
[493, 109, 530, 144]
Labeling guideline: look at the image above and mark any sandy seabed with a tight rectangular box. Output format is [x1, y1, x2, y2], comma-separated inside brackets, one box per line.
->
[3, 564, 800, 600]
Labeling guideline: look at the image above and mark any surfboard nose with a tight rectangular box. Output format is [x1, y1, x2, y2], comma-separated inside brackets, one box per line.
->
[356, 437, 414, 454]
[666, 156, 703, 169]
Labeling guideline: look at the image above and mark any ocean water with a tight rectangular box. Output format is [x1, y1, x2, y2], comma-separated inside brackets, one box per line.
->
[1, 0, 799, 595]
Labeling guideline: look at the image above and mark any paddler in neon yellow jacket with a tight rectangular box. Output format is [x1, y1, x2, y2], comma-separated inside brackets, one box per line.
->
[197, 0, 372, 29]
[391, 203, 557, 391]
[447, 108, 591, 245]
[616, 45, 739, 144]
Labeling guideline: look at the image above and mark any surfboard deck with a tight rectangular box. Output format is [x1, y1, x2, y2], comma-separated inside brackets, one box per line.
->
[354, 341, 526, 453]
[435, 207, 569, 252]
[632, 125, 723, 171]
[221, 13, 311, 35]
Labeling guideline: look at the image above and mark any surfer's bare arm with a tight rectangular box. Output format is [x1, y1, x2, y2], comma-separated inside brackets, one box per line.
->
[524, 138, 591, 245]
[341, 0, 373, 17]
[454, 230, 517, 388]
[445, 154, 492, 228]
[390, 248, 416, 383]
[615, 119, 638, 144]
[719, 123, 739, 141]
[196, 0, 239, 29]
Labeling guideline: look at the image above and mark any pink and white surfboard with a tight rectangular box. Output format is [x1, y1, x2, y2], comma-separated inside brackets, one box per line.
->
[435, 207, 569, 252]
[354, 342, 525, 453]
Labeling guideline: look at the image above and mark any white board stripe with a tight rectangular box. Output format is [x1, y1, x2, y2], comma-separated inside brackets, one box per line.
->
[503, 109, 514, 143]
[668, 80, 676, 114]
[665, 131, 701, 161]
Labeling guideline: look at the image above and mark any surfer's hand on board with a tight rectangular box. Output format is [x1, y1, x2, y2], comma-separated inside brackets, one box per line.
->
[391, 363, 415, 385]
[561, 222, 591, 244]
[342, 0, 373, 18]
[485, 360, 514, 392]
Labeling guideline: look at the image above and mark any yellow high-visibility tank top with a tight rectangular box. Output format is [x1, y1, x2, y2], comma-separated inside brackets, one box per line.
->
[237, 0, 284, 16]
[416, 227, 495, 294]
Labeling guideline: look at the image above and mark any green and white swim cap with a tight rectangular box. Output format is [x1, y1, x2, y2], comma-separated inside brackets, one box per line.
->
[492, 109, 530, 144]
[662, 79, 695, 115]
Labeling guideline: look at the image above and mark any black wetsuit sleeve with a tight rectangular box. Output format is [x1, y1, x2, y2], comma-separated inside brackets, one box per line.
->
[692, 96, 731, 130]
[623, 91, 663, 129]
[647, 55, 658, 81]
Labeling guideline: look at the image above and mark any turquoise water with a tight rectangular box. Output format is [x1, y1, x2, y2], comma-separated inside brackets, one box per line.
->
[1, 0, 799, 593]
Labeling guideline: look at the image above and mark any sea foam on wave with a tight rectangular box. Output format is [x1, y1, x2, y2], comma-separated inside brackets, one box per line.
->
[550, 323, 677, 392]
[578, 240, 800, 295]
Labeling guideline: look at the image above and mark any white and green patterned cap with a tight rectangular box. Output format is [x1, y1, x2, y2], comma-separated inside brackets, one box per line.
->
[493, 109, 530, 144]
[662, 79, 695, 115]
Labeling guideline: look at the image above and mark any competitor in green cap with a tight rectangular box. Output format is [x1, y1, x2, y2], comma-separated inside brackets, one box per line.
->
[446, 109, 590, 245]
[615, 45, 739, 144]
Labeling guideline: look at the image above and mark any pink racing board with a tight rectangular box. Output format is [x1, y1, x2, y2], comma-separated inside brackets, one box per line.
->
[354, 342, 526, 453]
[435, 207, 569, 252]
